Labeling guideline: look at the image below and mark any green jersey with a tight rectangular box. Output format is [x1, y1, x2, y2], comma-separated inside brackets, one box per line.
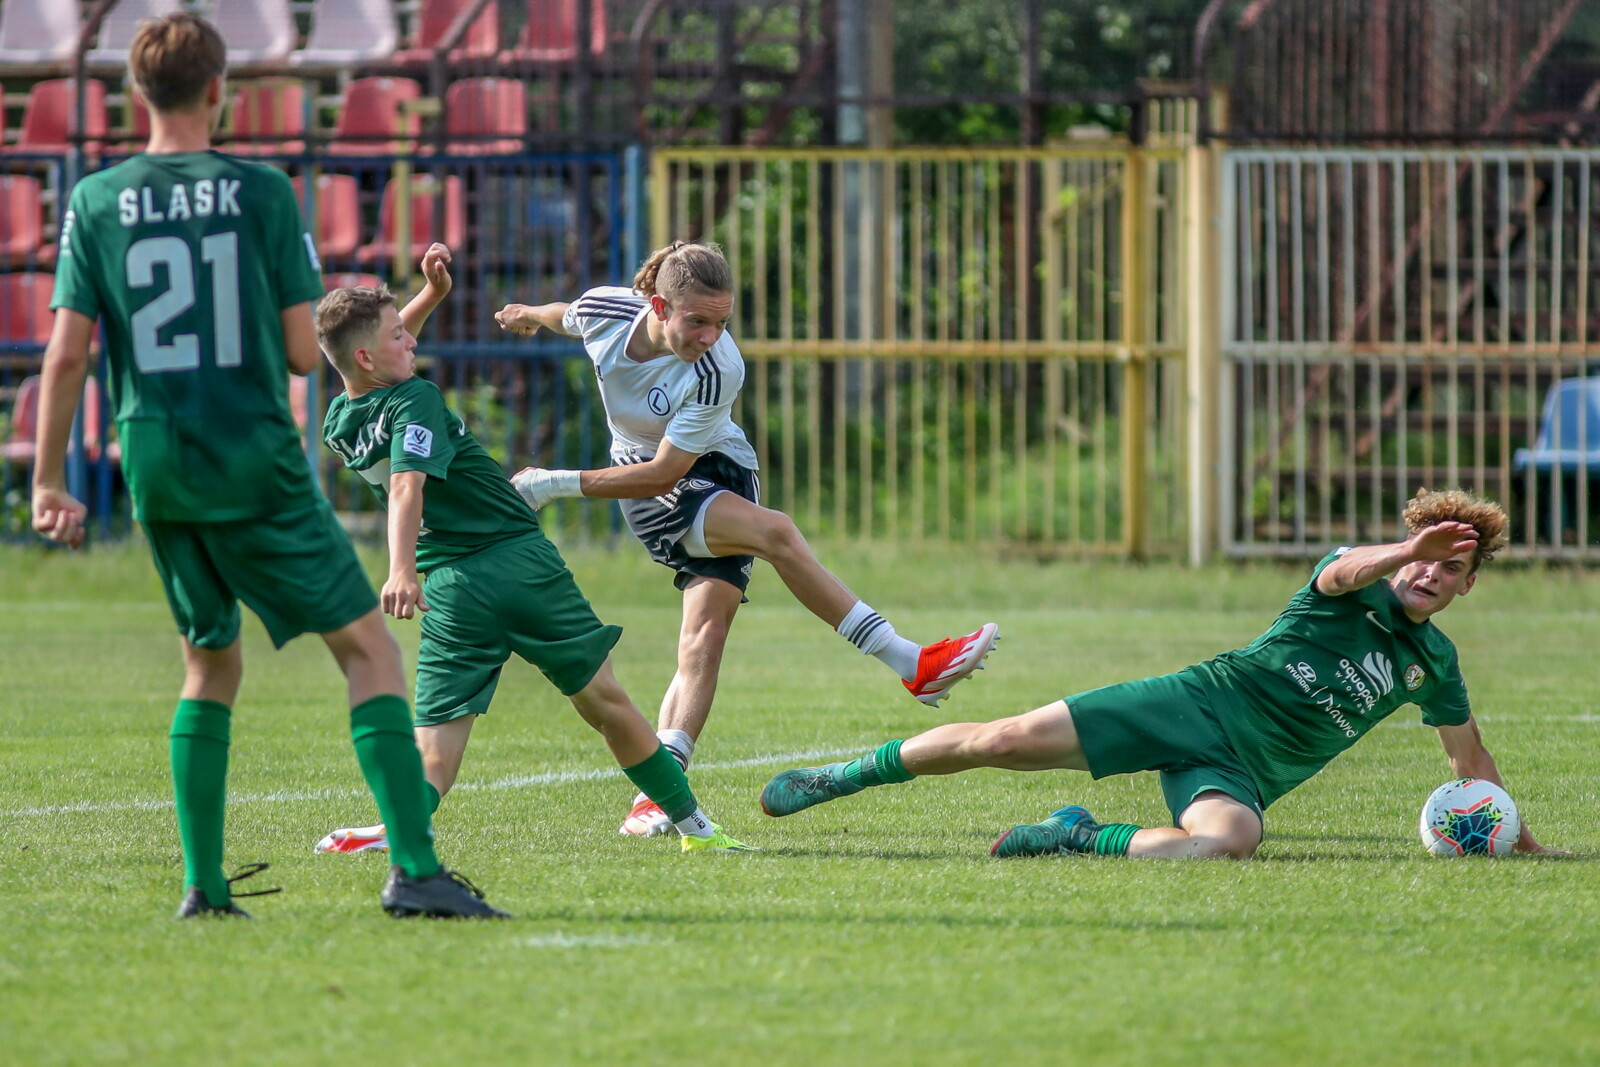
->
[50, 151, 326, 522]
[1185, 549, 1472, 808]
[322, 376, 540, 570]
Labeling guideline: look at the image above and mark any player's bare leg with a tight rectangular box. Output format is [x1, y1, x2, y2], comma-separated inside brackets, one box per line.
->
[993, 792, 1262, 861]
[762, 700, 1087, 818]
[571, 658, 756, 852]
[1124, 794, 1262, 859]
[621, 576, 741, 836]
[701, 492, 999, 707]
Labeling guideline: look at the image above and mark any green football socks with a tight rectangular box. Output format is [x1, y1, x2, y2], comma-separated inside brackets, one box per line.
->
[1087, 823, 1141, 856]
[169, 699, 232, 907]
[622, 744, 698, 823]
[423, 780, 441, 815]
[836, 740, 916, 789]
[350, 695, 441, 879]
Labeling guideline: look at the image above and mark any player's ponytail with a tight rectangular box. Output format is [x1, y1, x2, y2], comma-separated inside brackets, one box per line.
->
[632, 240, 732, 307]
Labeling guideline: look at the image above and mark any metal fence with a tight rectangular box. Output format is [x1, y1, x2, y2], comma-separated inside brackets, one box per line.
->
[650, 146, 1190, 554]
[1221, 148, 1600, 559]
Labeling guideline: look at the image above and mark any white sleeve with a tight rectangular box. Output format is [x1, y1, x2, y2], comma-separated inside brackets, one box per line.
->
[662, 351, 743, 455]
[565, 289, 644, 344]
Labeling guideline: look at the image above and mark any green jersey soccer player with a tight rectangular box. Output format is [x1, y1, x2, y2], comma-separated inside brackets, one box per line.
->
[762, 489, 1561, 859]
[313, 244, 755, 856]
[31, 12, 504, 919]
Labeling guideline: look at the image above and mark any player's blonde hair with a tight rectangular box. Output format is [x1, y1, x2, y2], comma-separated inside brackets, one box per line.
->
[129, 13, 226, 113]
[316, 285, 397, 373]
[632, 240, 732, 307]
[1403, 487, 1509, 571]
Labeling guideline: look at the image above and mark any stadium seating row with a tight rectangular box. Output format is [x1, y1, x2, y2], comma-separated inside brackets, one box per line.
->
[0, 75, 537, 154]
[0, 0, 607, 71]
[0, 169, 464, 281]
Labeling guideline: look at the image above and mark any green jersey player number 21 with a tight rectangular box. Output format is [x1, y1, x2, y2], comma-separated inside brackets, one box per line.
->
[32, 11, 503, 920]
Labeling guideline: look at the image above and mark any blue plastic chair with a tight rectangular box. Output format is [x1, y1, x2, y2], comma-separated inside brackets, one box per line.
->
[1513, 378, 1600, 475]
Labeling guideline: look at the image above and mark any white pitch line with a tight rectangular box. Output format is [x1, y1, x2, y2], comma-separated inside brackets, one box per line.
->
[2, 745, 862, 819]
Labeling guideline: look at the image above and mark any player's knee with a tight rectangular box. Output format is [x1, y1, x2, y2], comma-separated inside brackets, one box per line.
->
[1190, 824, 1260, 859]
[973, 719, 1035, 766]
[751, 510, 808, 563]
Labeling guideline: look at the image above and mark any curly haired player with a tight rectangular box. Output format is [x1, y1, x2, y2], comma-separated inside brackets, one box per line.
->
[762, 489, 1563, 860]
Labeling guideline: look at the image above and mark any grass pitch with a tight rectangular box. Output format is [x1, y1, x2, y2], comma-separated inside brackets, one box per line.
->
[2, 542, 1597, 1066]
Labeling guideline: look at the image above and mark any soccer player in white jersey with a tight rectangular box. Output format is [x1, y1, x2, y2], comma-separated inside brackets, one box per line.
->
[495, 240, 1000, 837]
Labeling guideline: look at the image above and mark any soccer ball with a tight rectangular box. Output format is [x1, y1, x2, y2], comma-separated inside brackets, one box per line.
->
[1419, 778, 1520, 856]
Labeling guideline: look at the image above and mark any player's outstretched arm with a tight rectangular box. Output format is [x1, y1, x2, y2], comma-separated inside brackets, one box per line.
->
[30, 308, 95, 548]
[494, 301, 576, 338]
[511, 440, 700, 510]
[382, 469, 429, 620]
[1435, 718, 1567, 855]
[400, 243, 452, 338]
[1315, 522, 1480, 596]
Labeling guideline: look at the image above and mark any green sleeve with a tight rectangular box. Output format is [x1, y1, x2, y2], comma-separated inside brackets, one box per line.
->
[1419, 648, 1472, 727]
[267, 172, 326, 310]
[49, 183, 102, 319]
[386, 385, 457, 480]
[1303, 547, 1350, 598]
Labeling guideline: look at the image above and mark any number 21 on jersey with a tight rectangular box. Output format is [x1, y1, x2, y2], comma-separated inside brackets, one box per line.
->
[126, 232, 241, 373]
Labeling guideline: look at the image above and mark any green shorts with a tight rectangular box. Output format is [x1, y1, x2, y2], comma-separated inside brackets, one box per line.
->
[144, 499, 378, 650]
[413, 532, 623, 725]
[1066, 668, 1265, 827]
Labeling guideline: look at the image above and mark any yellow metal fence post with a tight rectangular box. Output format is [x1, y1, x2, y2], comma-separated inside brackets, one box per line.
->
[1120, 147, 1149, 559]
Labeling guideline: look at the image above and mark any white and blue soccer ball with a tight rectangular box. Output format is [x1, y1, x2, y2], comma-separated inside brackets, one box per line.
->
[1419, 778, 1520, 856]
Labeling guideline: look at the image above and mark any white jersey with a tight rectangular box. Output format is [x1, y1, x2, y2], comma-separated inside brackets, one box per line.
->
[563, 286, 759, 470]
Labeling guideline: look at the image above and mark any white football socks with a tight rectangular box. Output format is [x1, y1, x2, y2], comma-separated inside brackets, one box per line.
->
[674, 807, 714, 838]
[836, 600, 921, 680]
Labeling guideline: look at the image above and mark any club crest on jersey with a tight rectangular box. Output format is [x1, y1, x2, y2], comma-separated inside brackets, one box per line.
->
[647, 387, 671, 415]
[402, 424, 434, 458]
[1404, 663, 1426, 691]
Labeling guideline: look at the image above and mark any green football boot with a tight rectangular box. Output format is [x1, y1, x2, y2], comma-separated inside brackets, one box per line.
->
[989, 805, 1098, 858]
[760, 764, 865, 817]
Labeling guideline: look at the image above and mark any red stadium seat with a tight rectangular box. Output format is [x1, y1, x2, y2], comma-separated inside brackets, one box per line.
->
[292, 0, 399, 69]
[356, 175, 464, 266]
[0, 175, 54, 266]
[229, 80, 306, 156]
[0, 0, 78, 68]
[210, 0, 296, 67]
[3, 80, 109, 154]
[0, 375, 41, 464]
[501, 0, 607, 63]
[1, 374, 119, 465]
[293, 174, 362, 260]
[394, 0, 499, 65]
[442, 78, 526, 155]
[328, 77, 423, 156]
[0, 272, 54, 345]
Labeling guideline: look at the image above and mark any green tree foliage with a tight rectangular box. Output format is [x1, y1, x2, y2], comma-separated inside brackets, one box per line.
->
[892, 0, 1210, 144]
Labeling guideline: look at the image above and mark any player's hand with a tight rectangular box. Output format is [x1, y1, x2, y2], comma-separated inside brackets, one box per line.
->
[31, 485, 87, 549]
[495, 304, 542, 337]
[381, 570, 428, 620]
[1407, 521, 1478, 561]
[419, 243, 452, 296]
[511, 466, 584, 511]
